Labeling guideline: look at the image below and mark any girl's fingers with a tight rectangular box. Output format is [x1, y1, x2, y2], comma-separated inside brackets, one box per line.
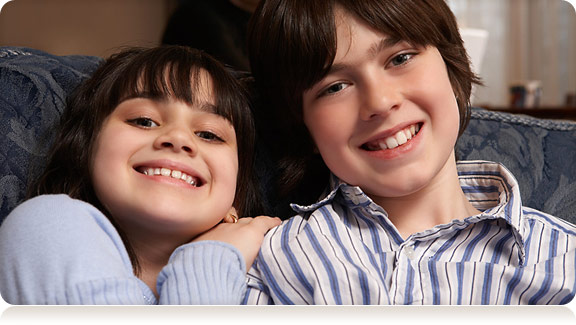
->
[249, 215, 282, 230]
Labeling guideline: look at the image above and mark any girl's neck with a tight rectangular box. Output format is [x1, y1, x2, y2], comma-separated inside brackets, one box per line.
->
[374, 156, 481, 239]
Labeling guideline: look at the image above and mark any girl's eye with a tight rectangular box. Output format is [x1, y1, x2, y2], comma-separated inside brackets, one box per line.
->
[390, 53, 415, 67]
[196, 131, 224, 143]
[127, 117, 159, 128]
[322, 82, 350, 96]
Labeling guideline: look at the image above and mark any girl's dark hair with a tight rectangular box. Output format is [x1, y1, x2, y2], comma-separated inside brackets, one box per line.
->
[29, 45, 260, 273]
[247, 0, 482, 206]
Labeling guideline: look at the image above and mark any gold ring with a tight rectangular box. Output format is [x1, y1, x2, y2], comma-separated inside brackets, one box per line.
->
[230, 214, 238, 223]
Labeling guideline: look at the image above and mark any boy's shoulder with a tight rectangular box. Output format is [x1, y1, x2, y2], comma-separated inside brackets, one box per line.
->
[521, 206, 576, 238]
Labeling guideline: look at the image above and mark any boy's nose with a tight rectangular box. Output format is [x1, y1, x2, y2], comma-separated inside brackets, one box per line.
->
[154, 126, 197, 155]
[359, 79, 402, 121]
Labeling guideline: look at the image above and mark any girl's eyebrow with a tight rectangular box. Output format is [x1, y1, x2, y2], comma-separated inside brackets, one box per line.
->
[198, 102, 217, 113]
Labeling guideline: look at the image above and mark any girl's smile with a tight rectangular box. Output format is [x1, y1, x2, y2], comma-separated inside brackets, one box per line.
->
[91, 70, 239, 242]
[134, 159, 206, 188]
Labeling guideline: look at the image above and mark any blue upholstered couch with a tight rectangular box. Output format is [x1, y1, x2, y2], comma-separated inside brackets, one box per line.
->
[1, 46, 575, 225]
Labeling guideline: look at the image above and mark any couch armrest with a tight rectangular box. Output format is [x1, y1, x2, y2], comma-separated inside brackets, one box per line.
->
[457, 108, 576, 224]
[0, 47, 102, 223]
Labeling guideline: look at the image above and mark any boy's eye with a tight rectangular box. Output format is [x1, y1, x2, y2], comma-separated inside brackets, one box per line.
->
[127, 117, 159, 128]
[196, 131, 224, 143]
[322, 82, 350, 96]
[390, 53, 414, 67]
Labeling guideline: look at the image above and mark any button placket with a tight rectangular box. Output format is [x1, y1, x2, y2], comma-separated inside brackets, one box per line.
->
[404, 245, 416, 260]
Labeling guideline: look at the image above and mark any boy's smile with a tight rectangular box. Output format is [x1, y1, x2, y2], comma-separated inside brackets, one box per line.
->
[90, 71, 238, 244]
[360, 122, 423, 160]
[302, 8, 460, 205]
[361, 122, 421, 151]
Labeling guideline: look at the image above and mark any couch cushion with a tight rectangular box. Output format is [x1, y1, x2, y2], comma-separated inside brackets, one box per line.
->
[0, 47, 101, 222]
[458, 108, 576, 224]
[0, 47, 574, 225]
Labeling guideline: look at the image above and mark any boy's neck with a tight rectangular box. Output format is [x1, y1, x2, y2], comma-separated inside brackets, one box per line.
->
[374, 156, 481, 239]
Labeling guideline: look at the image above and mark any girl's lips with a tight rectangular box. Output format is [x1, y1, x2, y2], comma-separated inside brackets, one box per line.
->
[361, 122, 423, 151]
[133, 159, 206, 187]
[136, 166, 202, 187]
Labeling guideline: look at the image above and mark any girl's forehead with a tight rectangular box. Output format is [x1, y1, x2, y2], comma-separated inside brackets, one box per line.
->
[131, 67, 216, 103]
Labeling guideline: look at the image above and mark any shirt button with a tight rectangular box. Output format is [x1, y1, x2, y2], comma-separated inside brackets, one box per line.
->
[404, 246, 416, 260]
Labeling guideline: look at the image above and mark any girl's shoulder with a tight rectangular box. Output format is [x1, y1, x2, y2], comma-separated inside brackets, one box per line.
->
[0, 194, 117, 244]
[10, 193, 90, 212]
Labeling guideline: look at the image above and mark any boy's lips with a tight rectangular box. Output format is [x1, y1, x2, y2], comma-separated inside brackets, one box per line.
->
[361, 122, 422, 151]
[133, 160, 205, 187]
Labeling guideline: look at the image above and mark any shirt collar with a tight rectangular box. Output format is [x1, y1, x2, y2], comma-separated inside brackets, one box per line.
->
[456, 161, 527, 264]
[291, 160, 527, 265]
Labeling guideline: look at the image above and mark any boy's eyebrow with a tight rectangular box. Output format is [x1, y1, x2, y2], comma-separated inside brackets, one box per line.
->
[368, 37, 402, 58]
[327, 37, 402, 75]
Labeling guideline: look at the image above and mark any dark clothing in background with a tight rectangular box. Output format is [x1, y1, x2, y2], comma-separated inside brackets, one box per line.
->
[162, 0, 251, 71]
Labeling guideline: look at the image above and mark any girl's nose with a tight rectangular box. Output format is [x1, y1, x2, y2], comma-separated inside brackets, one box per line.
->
[153, 126, 197, 155]
[359, 77, 402, 121]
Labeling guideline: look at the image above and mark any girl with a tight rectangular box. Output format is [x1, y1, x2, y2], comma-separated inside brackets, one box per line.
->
[243, 0, 576, 304]
[0, 45, 280, 304]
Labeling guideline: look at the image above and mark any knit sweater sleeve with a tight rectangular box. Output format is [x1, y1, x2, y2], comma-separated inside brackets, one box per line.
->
[0, 195, 246, 305]
[0, 195, 151, 304]
[157, 241, 246, 304]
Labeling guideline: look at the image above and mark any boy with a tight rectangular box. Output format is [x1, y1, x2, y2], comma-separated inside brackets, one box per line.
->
[243, 0, 576, 304]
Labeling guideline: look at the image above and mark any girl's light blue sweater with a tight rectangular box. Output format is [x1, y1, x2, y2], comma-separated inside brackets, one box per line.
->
[0, 194, 246, 304]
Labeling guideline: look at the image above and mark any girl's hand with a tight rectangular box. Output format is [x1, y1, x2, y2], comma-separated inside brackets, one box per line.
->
[193, 213, 281, 270]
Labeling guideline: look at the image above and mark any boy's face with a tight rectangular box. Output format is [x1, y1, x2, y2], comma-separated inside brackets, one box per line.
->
[301, 9, 460, 203]
[91, 71, 239, 243]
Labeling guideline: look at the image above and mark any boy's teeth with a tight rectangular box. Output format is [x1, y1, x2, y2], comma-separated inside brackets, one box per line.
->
[142, 167, 199, 186]
[367, 123, 420, 151]
[385, 136, 399, 149]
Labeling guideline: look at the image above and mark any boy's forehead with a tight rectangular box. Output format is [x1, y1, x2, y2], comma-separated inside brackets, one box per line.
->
[333, 7, 399, 59]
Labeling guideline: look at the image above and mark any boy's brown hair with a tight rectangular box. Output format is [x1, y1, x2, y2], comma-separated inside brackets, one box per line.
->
[248, 0, 481, 204]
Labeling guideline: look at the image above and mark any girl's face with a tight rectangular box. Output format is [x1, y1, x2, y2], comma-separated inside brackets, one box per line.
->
[302, 9, 460, 205]
[91, 70, 239, 242]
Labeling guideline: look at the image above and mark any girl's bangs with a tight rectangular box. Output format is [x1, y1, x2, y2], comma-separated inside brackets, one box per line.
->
[117, 57, 203, 106]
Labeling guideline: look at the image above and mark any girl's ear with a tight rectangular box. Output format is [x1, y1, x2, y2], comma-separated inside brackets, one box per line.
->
[223, 206, 239, 223]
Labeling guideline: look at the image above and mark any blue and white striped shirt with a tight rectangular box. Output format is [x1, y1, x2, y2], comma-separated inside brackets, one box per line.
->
[244, 161, 576, 305]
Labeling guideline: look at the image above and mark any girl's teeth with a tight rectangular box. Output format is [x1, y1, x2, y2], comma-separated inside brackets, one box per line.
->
[171, 170, 182, 179]
[142, 167, 199, 186]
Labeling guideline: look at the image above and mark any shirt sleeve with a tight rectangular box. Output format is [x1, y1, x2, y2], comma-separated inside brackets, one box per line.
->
[242, 260, 274, 305]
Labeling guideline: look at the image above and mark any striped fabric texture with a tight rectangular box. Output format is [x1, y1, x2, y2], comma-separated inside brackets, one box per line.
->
[244, 161, 576, 305]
